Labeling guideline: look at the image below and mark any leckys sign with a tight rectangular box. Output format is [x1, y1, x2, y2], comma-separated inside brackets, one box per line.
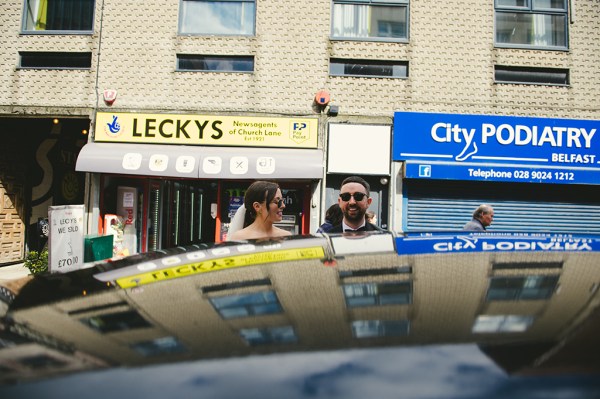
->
[393, 112, 600, 184]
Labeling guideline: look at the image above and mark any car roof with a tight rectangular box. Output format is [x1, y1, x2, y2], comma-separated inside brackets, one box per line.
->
[2, 232, 600, 397]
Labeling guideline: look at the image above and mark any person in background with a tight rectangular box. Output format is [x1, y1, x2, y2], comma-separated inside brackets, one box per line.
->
[463, 204, 494, 231]
[366, 210, 377, 226]
[317, 203, 343, 233]
[328, 176, 383, 233]
[228, 181, 292, 240]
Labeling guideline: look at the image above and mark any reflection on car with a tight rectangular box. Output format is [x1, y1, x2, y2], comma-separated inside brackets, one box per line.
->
[1, 231, 600, 398]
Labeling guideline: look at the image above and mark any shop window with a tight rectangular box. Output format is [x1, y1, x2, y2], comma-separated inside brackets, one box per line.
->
[239, 326, 298, 346]
[343, 281, 412, 307]
[331, 0, 409, 41]
[177, 54, 254, 72]
[495, 65, 569, 86]
[179, 0, 255, 35]
[130, 336, 186, 357]
[210, 290, 283, 319]
[495, 0, 568, 50]
[352, 319, 410, 338]
[330, 58, 408, 78]
[486, 275, 559, 301]
[19, 51, 92, 69]
[472, 314, 534, 333]
[22, 0, 95, 33]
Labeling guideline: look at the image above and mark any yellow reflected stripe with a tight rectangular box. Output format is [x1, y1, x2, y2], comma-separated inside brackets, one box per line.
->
[116, 246, 325, 288]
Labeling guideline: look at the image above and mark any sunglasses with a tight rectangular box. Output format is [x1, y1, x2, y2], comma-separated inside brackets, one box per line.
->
[270, 199, 285, 208]
[339, 192, 367, 202]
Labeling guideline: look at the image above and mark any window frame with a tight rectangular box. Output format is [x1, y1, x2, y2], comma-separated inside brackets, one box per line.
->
[209, 290, 283, 319]
[343, 281, 412, 308]
[494, 65, 570, 86]
[21, 0, 95, 35]
[331, 0, 410, 43]
[330, 58, 409, 79]
[18, 51, 93, 70]
[486, 275, 559, 301]
[494, 0, 568, 50]
[178, 0, 256, 37]
[176, 54, 255, 73]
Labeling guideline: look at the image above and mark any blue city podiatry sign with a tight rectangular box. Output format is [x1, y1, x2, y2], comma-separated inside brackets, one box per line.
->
[393, 112, 600, 185]
[395, 232, 600, 255]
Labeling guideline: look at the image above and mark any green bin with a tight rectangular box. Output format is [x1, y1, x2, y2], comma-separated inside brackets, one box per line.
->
[84, 235, 114, 262]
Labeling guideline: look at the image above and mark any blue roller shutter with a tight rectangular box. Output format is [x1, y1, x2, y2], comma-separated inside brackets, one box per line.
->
[404, 180, 600, 234]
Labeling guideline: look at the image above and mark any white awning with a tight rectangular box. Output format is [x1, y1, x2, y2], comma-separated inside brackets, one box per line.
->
[76, 142, 324, 179]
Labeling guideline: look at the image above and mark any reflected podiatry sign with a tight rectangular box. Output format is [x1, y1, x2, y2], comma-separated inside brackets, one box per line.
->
[48, 205, 85, 273]
[395, 232, 600, 255]
[393, 112, 600, 185]
[95, 112, 318, 148]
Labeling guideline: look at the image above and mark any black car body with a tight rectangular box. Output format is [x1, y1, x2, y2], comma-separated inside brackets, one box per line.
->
[1, 232, 600, 398]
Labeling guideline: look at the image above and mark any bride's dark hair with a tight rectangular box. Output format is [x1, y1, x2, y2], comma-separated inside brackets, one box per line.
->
[243, 181, 280, 228]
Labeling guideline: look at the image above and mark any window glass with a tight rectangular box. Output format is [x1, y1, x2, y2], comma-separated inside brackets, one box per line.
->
[239, 326, 298, 345]
[486, 275, 559, 301]
[19, 52, 92, 69]
[352, 319, 409, 338]
[23, 0, 95, 32]
[210, 291, 282, 319]
[343, 282, 412, 307]
[495, 1, 567, 49]
[130, 336, 186, 357]
[79, 309, 151, 333]
[330, 58, 408, 78]
[472, 315, 534, 333]
[179, 0, 255, 35]
[496, 0, 528, 8]
[332, 1, 408, 40]
[532, 0, 566, 10]
[177, 55, 254, 72]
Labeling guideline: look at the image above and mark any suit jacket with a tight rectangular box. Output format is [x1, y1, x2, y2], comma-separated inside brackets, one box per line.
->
[462, 218, 485, 231]
[327, 221, 383, 233]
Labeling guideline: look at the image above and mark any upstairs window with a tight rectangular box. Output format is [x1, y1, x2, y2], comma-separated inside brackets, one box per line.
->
[210, 291, 282, 319]
[495, 65, 569, 86]
[343, 281, 412, 307]
[22, 0, 95, 33]
[495, 0, 568, 50]
[19, 51, 92, 69]
[486, 275, 559, 301]
[177, 54, 254, 72]
[179, 0, 255, 35]
[330, 58, 408, 78]
[332, 0, 409, 41]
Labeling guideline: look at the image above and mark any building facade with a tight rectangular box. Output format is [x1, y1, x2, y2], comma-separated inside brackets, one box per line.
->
[1, 0, 600, 263]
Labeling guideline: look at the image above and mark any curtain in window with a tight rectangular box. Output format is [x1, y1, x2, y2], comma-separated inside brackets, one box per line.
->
[35, 0, 48, 30]
[333, 4, 369, 38]
[532, 14, 548, 46]
[45, 0, 94, 30]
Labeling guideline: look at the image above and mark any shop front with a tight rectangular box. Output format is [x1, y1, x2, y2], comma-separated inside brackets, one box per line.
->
[0, 117, 89, 264]
[76, 112, 323, 255]
[393, 111, 600, 233]
[325, 123, 392, 230]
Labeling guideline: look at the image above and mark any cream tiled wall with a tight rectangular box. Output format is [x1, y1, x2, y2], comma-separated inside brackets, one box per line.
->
[1, 1, 599, 119]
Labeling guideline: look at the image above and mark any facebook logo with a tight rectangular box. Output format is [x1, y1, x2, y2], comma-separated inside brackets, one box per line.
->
[419, 165, 432, 177]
